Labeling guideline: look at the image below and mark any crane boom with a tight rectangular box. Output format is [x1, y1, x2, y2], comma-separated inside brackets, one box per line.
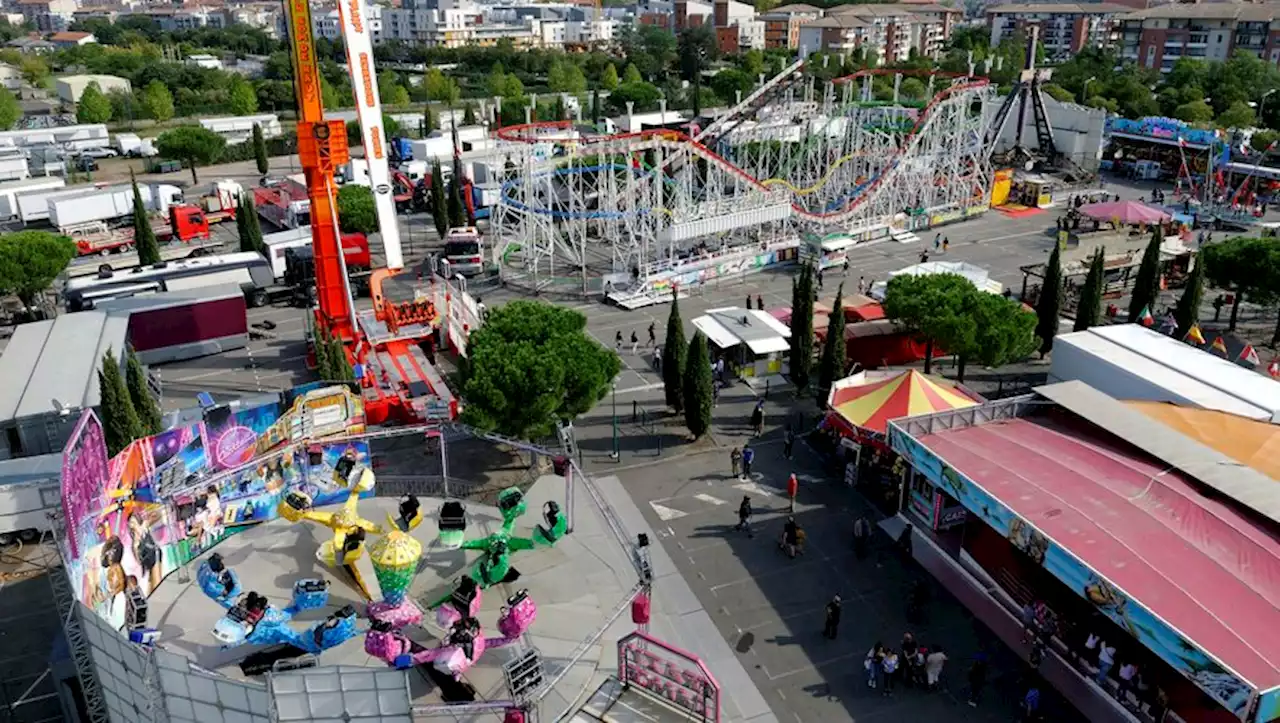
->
[283, 0, 358, 341]
[337, 0, 404, 271]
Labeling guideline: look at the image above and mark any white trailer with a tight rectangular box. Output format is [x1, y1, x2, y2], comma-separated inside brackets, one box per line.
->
[262, 226, 311, 278]
[17, 185, 102, 223]
[0, 457, 62, 546]
[47, 183, 183, 230]
[0, 123, 109, 150]
[199, 114, 283, 144]
[0, 176, 64, 219]
[0, 147, 28, 182]
[114, 133, 158, 158]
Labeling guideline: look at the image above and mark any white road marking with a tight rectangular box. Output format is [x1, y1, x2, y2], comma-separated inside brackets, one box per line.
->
[649, 502, 687, 521]
[694, 493, 728, 505]
[734, 481, 775, 497]
[614, 381, 665, 395]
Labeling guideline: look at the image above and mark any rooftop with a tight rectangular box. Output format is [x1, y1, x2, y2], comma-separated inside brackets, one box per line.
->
[915, 394, 1280, 693]
[0, 311, 130, 423]
[764, 2, 822, 13]
[693, 306, 791, 355]
[1126, 401, 1280, 480]
[49, 31, 94, 41]
[987, 3, 1134, 14]
[1122, 2, 1280, 20]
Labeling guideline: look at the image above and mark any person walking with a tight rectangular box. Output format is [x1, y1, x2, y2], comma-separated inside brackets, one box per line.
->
[822, 595, 842, 639]
[857, 276, 866, 294]
[615, 330, 622, 351]
[735, 495, 754, 537]
[852, 516, 870, 559]
[741, 443, 755, 479]
[756, 294, 764, 310]
[933, 233, 941, 250]
[786, 473, 799, 512]
[750, 400, 764, 436]
[647, 322, 656, 348]
[1117, 661, 1139, 703]
[966, 653, 988, 707]
[925, 645, 948, 690]
[817, 268, 825, 290]
[842, 257, 849, 274]
[630, 330, 639, 355]
[730, 447, 742, 479]
[783, 427, 795, 459]
[1022, 684, 1041, 722]
[1096, 639, 1117, 687]
[942, 237, 950, 253]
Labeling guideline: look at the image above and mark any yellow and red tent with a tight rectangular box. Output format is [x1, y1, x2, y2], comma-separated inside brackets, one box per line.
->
[826, 369, 980, 440]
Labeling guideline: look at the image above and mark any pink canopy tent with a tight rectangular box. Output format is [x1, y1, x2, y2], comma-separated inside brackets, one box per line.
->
[1078, 200, 1172, 225]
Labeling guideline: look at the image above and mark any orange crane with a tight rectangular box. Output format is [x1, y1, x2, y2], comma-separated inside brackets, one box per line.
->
[281, 0, 358, 345]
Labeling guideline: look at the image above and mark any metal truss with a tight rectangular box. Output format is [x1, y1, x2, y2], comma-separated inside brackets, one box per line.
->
[45, 512, 110, 723]
[491, 70, 998, 290]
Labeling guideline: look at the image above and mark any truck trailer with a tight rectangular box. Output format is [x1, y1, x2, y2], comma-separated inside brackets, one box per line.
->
[113, 133, 158, 158]
[254, 177, 310, 229]
[16, 184, 107, 223]
[48, 183, 183, 230]
[0, 176, 65, 220]
[262, 226, 371, 279]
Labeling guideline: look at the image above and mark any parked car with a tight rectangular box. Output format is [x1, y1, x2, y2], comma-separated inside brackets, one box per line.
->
[77, 146, 119, 160]
[74, 156, 99, 172]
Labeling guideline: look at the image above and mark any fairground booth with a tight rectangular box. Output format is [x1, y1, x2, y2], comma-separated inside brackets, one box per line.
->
[691, 306, 791, 381]
[821, 369, 981, 513]
[887, 381, 1280, 723]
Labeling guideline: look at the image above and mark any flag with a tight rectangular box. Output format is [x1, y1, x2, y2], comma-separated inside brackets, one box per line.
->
[1238, 344, 1260, 366]
[1210, 336, 1228, 355]
[1138, 306, 1154, 327]
[1185, 324, 1206, 345]
[1268, 358, 1280, 378]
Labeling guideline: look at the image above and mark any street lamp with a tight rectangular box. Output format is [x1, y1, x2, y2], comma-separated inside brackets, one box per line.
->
[1082, 76, 1097, 104]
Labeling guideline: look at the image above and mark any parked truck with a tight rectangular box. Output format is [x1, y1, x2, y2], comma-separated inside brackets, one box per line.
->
[0, 176, 65, 220]
[254, 176, 310, 229]
[262, 226, 371, 279]
[48, 182, 184, 230]
[17, 183, 108, 223]
[49, 182, 240, 257]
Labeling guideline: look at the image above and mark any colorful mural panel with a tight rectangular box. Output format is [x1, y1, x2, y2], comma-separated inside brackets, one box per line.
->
[60, 410, 109, 559]
[889, 426, 1256, 720]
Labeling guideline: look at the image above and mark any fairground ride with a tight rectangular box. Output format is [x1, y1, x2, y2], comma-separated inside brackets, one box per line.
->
[282, 0, 458, 425]
[490, 62, 997, 304]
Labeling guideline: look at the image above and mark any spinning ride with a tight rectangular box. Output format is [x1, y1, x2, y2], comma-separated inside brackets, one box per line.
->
[435, 487, 567, 593]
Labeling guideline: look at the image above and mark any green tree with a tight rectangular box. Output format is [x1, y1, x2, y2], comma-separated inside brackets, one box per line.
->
[155, 126, 226, 185]
[1035, 244, 1062, 356]
[683, 331, 713, 438]
[710, 68, 753, 104]
[1174, 252, 1206, 337]
[623, 63, 643, 84]
[125, 348, 162, 435]
[790, 265, 815, 393]
[238, 193, 264, 254]
[1074, 247, 1105, 332]
[1128, 227, 1163, 322]
[0, 231, 76, 307]
[662, 289, 687, 412]
[1216, 101, 1256, 129]
[423, 105, 437, 134]
[385, 84, 411, 106]
[949, 292, 1038, 383]
[430, 160, 448, 237]
[140, 80, 174, 122]
[328, 336, 354, 381]
[1042, 83, 1075, 103]
[741, 49, 765, 77]
[336, 184, 378, 235]
[423, 68, 461, 103]
[1174, 99, 1214, 124]
[228, 76, 259, 115]
[446, 176, 466, 228]
[76, 82, 113, 124]
[462, 103, 477, 125]
[606, 81, 663, 114]
[98, 348, 144, 457]
[459, 300, 620, 440]
[0, 87, 18, 130]
[314, 326, 334, 381]
[882, 273, 975, 374]
[252, 123, 269, 176]
[602, 63, 620, 91]
[131, 177, 161, 265]
[591, 88, 601, 123]
[548, 60, 587, 94]
[1202, 236, 1280, 334]
[816, 283, 847, 403]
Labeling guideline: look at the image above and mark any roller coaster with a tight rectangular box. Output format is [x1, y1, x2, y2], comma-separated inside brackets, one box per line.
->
[489, 61, 998, 304]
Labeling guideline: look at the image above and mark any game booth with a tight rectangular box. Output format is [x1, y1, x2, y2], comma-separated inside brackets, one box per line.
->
[49, 380, 720, 723]
[886, 383, 1280, 723]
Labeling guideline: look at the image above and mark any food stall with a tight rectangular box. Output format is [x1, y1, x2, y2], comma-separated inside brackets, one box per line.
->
[691, 306, 791, 379]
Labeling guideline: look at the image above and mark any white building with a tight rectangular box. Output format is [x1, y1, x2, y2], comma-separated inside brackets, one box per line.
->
[185, 53, 223, 70]
[56, 75, 131, 104]
[0, 63, 21, 91]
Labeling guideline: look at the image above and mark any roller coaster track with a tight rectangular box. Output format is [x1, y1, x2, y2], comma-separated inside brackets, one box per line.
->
[494, 72, 991, 225]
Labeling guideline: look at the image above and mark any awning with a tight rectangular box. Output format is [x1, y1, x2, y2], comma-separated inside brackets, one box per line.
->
[746, 337, 789, 355]
[829, 369, 978, 435]
[691, 315, 740, 350]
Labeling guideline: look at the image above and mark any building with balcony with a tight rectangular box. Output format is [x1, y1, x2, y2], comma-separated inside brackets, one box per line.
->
[760, 3, 821, 49]
[15, 0, 76, 32]
[799, 4, 955, 63]
[986, 3, 1130, 59]
[1120, 2, 1280, 71]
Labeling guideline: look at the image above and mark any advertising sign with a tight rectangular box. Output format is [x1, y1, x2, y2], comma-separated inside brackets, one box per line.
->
[60, 410, 110, 559]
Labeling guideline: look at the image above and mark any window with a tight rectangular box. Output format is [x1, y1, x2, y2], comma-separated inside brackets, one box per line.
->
[5, 427, 22, 457]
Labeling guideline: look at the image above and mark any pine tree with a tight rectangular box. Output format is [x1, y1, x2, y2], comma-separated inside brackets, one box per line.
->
[662, 288, 687, 412]
[423, 106, 436, 135]
[790, 266, 815, 393]
[1035, 243, 1063, 356]
[1074, 247, 1105, 332]
[252, 123, 269, 176]
[1174, 252, 1206, 337]
[430, 161, 448, 238]
[132, 176, 161, 265]
[817, 283, 846, 403]
[462, 103, 477, 125]
[242, 194, 264, 254]
[446, 176, 466, 228]
[314, 326, 333, 381]
[125, 347, 162, 435]
[683, 331, 713, 438]
[98, 348, 144, 456]
[1128, 226, 1163, 322]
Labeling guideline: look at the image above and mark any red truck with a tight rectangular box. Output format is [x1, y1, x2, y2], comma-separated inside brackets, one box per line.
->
[68, 181, 241, 257]
[254, 177, 310, 229]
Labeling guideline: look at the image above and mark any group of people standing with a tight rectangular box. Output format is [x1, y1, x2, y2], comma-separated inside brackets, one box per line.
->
[863, 633, 952, 698]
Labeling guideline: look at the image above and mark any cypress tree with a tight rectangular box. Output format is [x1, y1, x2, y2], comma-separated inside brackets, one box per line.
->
[125, 347, 163, 435]
[817, 283, 847, 403]
[314, 326, 334, 380]
[1074, 247, 1105, 332]
[430, 161, 448, 238]
[252, 123, 269, 176]
[662, 288, 687, 412]
[98, 348, 144, 456]
[242, 194, 264, 254]
[462, 103, 477, 126]
[790, 266, 815, 393]
[1174, 252, 1206, 337]
[329, 336, 354, 381]
[446, 176, 465, 229]
[683, 331, 713, 438]
[591, 88, 601, 124]
[132, 176, 161, 266]
[1035, 243, 1063, 356]
[235, 192, 249, 250]
[1128, 226, 1163, 322]
[423, 106, 437, 135]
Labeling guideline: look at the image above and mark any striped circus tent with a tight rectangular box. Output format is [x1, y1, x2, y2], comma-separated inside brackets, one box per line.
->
[825, 369, 980, 443]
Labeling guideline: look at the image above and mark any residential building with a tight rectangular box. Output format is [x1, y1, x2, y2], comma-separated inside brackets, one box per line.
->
[712, 0, 763, 52]
[1119, 2, 1280, 72]
[15, 0, 76, 32]
[760, 3, 822, 50]
[799, 4, 957, 63]
[0, 63, 20, 91]
[49, 30, 97, 48]
[674, 0, 712, 30]
[4, 35, 56, 53]
[55, 74, 131, 103]
[798, 14, 871, 59]
[185, 53, 223, 69]
[986, 3, 1130, 59]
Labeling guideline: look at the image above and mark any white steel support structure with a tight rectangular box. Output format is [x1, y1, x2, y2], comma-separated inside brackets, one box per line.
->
[492, 69, 997, 296]
[337, 0, 403, 270]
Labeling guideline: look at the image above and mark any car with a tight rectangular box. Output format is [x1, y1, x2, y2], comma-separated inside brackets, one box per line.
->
[77, 146, 119, 160]
[73, 156, 98, 172]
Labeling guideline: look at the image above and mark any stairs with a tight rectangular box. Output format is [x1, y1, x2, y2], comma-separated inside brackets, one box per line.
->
[891, 229, 920, 244]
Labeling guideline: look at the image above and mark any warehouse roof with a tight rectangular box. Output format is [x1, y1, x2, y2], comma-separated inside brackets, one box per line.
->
[0, 311, 130, 423]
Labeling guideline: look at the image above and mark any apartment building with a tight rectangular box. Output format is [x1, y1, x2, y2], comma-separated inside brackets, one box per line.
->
[760, 3, 822, 50]
[798, 4, 956, 63]
[713, 0, 763, 52]
[15, 0, 77, 32]
[986, 3, 1130, 59]
[1119, 2, 1280, 72]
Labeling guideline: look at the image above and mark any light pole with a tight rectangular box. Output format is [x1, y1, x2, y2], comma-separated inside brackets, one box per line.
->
[610, 381, 619, 460]
[1082, 76, 1096, 104]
